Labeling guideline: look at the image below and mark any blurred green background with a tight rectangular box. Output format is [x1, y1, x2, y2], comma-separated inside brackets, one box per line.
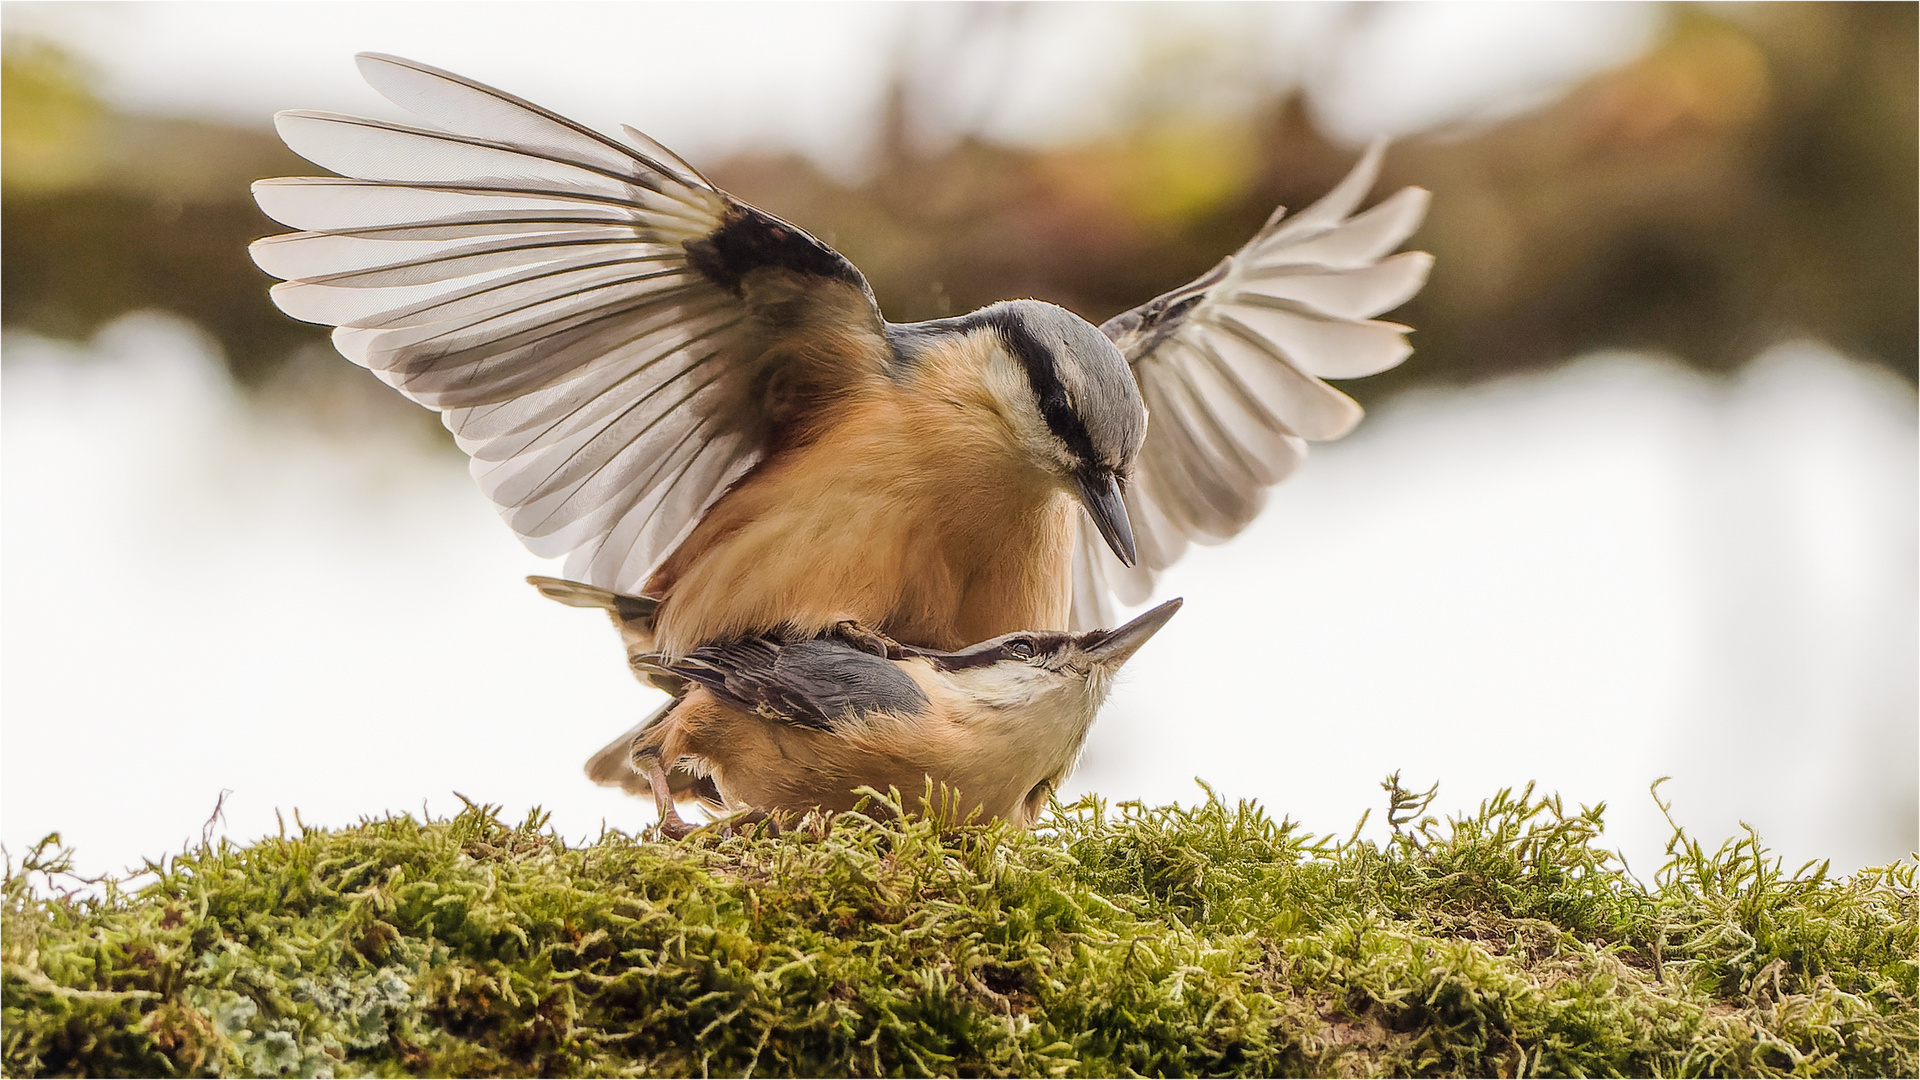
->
[5, 3, 1913, 406]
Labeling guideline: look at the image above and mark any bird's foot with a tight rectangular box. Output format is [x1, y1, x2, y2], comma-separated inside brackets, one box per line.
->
[644, 754, 701, 841]
[717, 808, 786, 838]
[832, 620, 908, 659]
[654, 814, 700, 841]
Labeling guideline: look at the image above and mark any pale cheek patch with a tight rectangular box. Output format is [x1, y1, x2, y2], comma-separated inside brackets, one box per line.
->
[964, 664, 1049, 711]
[981, 343, 1076, 475]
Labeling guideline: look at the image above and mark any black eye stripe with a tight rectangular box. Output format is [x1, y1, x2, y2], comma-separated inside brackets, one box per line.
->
[983, 309, 1101, 468]
[919, 632, 1072, 672]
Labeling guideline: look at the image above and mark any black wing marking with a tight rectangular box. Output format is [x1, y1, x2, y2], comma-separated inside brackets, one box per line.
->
[660, 636, 932, 731]
[684, 200, 875, 306]
[250, 54, 890, 595]
[1073, 141, 1433, 629]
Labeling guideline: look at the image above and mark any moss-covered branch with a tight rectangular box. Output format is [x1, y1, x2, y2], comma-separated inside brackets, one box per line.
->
[4, 782, 1915, 1077]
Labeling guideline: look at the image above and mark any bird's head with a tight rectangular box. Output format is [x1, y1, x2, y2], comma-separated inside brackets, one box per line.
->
[919, 598, 1182, 715]
[978, 300, 1147, 566]
[892, 299, 1147, 566]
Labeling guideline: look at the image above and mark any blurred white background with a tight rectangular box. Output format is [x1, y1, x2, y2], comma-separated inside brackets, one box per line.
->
[4, 1, 1914, 879]
[3, 2, 1661, 164]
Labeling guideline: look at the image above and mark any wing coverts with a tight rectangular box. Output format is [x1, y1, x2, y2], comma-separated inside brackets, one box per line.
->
[664, 637, 933, 732]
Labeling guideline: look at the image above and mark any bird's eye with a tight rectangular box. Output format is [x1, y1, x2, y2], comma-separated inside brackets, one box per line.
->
[1006, 638, 1035, 659]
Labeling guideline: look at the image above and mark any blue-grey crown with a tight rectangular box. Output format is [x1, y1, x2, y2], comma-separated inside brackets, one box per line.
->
[976, 300, 1146, 475]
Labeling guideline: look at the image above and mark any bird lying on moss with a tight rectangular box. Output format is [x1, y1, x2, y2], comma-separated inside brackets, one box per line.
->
[532, 575, 1178, 834]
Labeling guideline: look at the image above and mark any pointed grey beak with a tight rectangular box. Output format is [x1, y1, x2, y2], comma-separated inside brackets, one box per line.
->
[1076, 469, 1138, 568]
[1080, 597, 1182, 668]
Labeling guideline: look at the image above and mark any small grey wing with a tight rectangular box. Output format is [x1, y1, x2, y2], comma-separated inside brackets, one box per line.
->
[1076, 140, 1432, 629]
[773, 639, 933, 722]
[670, 637, 930, 730]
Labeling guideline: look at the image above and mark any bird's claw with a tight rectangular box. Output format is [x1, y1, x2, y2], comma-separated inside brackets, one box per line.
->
[654, 816, 700, 841]
[718, 808, 784, 838]
[833, 620, 908, 659]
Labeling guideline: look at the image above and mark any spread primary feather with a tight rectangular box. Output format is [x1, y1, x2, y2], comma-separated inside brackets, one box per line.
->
[251, 53, 1431, 656]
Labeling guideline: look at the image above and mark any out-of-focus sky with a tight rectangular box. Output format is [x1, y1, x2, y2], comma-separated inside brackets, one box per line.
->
[3, 1, 1914, 880]
[4, 2, 1660, 163]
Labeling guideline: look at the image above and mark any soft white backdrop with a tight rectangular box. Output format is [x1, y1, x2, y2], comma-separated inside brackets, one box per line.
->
[4, 2, 1660, 166]
[3, 1, 1913, 877]
[6, 317, 1912, 879]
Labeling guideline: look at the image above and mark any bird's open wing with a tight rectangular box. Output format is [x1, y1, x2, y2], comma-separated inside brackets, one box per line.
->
[658, 638, 932, 731]
[251, 54, 890, 593]
[1071, 141, 1432, 629]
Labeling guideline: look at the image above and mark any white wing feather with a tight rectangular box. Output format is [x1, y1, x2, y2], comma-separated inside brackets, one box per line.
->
[251, 54, 881, 595]
[1074, 141, 1432, 629]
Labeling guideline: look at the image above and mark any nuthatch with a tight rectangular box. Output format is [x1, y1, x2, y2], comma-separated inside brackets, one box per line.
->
[531, 572, 950, 808]
[251, 55, 1429, 670]
[620, 597, 1183, 835]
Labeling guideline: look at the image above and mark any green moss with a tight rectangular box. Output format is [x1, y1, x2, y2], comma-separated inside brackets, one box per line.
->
[5, 781, 1914, 1078]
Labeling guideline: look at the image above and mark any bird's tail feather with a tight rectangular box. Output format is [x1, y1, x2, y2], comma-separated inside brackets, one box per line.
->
[527, 575, 660, 626]
[583, 698, 723, 810]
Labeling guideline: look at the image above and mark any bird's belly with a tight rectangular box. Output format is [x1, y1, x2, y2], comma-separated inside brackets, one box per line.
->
[648, 459, 1073, 653]
[707, 715, 1056, 826]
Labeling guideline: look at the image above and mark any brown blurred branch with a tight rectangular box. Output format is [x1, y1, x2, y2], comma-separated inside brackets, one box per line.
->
[3, 4, 1912, 422]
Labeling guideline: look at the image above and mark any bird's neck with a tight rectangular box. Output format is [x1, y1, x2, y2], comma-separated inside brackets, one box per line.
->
[942, 667, 1107, 793]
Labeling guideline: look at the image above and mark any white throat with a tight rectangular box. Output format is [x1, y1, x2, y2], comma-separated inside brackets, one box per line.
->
[949, 662, 1113, 781]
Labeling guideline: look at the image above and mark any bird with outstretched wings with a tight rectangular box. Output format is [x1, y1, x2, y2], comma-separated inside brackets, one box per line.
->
[251, 54, 1429, 640]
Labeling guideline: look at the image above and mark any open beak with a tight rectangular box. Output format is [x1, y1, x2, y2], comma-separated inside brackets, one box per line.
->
[1080, 597, 1182, 669]
[1076, 469, 1139, 568]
